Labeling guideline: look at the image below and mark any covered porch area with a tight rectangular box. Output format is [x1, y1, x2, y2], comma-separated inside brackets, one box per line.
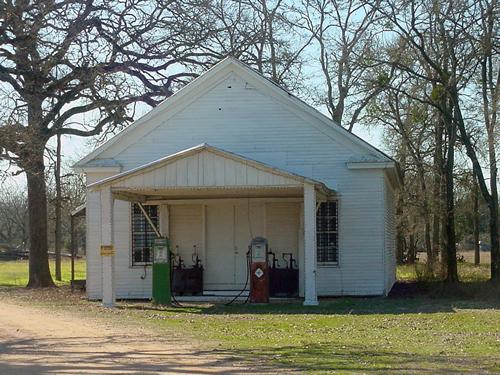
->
[89, 144, 334, 306]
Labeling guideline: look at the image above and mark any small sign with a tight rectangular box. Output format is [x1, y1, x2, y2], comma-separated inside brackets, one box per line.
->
[153, 237, 169, 264]
[100, 245, 115, 256]
[254, 268, 264, 278]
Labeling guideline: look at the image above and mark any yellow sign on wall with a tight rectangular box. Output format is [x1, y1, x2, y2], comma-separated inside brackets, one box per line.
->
[100, 245, 115, 256]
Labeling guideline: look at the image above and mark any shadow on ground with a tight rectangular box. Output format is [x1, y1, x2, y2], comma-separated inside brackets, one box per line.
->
[219, 342, 498, 374]
[0, 334, 275, 374]
[0, 334, 495, 374]
[118, 280, 500, 316]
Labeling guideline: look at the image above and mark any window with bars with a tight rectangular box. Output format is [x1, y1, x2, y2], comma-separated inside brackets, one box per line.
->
[316, 201, 338, 264]
[131, 204, 158, 265]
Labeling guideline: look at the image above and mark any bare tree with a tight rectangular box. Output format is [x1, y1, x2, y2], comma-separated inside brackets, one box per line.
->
[474, 0, 499, 279]
[0, 0, 225, 287]
[200, 0, 311, 90]
[294, 0, 384, 130]
[370, 0, 499, 281]
[366, 1, 468, 281]
[0, 184, 28, 247]
[371, 80, 437, 269]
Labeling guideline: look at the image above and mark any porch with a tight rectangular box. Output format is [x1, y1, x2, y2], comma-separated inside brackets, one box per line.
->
[89, 144, 335, 306]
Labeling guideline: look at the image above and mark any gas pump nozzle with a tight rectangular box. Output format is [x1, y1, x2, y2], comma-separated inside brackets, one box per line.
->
[282, 252, 296, 269]
[192, 245, 202, 269]
[268, 250, 278, 269]
[176, 255, 184, 269]
[192, 254, 202, 269]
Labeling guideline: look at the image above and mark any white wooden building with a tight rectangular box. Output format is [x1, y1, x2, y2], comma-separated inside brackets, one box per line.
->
[74, 57, 400, 305]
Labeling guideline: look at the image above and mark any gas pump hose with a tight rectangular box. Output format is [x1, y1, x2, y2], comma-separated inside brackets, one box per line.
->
[169, 251, 184, 308]
[225, 251, 251, 306]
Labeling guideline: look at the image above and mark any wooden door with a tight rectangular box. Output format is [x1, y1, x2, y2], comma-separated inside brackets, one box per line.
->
[205, 203, 235, 289]
[234, 204, 251, 288]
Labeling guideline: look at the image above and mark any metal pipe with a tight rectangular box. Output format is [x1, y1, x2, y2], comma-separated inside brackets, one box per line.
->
[137, 202, 161, 238]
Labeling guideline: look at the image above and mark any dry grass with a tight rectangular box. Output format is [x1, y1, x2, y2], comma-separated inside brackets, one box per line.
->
[398, 251, 491, 283]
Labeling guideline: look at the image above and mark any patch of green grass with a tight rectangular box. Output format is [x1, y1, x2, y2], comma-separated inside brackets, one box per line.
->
[114, 297, 500, 374]
[0, 258, 86, 287]
[138, 261, 498, 373]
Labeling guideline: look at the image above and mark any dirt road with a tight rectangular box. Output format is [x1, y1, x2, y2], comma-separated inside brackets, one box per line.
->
[0, 300, 268, 374]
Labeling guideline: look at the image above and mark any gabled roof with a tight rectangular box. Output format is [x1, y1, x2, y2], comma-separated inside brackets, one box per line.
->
[88, 143, 334, 196]
[74, 57, 394, 169]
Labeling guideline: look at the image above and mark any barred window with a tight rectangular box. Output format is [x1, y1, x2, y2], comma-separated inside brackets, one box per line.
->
[316, 201, 338, 264]
[131, 204, 158, 265]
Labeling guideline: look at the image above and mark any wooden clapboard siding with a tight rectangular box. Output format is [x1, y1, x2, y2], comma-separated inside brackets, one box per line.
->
[101, 74, 371, 180]
[111, 150, 300, 190]
[316, 171, 385, 296]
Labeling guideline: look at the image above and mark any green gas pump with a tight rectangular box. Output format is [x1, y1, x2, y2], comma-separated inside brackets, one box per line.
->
[152, 237, 171, 305]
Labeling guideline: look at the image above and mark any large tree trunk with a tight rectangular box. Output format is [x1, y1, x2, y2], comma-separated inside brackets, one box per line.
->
[54, 133, 62, 281]
[473, 172, 480, 266]
[451, 90, 498, 282]
[487, 110, 499, 281]
[418, 169, 433, 269]
[444, 104, 458, 283]
[408, 233, 417, 264]
[432, 117, 443, 263]
[489, 201, 499, 281]
[26, 147, 54, 288]
[443, 161, 458, 282]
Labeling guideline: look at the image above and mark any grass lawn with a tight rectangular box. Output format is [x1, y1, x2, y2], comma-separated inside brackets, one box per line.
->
[145, 298, 500, 373]
[0, 256, 499, 373]
[0, 258, 86, 287]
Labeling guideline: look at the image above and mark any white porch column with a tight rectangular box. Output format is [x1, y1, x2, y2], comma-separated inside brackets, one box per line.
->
[303, 183, 319, 306]
[101, 187, 115, 307]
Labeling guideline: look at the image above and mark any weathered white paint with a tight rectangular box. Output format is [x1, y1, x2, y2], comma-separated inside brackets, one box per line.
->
[74, 58, 391, 170]
[303, 183, 318, 305]
[100, 187, 115, 307]
[80, 58, 399, 301]
[88, 144, 330, 192]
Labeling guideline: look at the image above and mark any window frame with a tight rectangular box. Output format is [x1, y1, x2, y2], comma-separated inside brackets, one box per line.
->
[130, 203, 159, 267]
[316, 199, 339, 267]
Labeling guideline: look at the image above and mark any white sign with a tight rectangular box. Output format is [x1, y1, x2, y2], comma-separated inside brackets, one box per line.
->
[153, 238, 169, 264]
[254, 268, 264, 278]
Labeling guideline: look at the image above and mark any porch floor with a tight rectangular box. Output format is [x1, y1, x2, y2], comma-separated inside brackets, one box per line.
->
[173, 290, 300, 303]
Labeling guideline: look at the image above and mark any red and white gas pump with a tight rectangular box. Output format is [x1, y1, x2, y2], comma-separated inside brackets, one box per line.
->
[248, 237, 269, 303]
